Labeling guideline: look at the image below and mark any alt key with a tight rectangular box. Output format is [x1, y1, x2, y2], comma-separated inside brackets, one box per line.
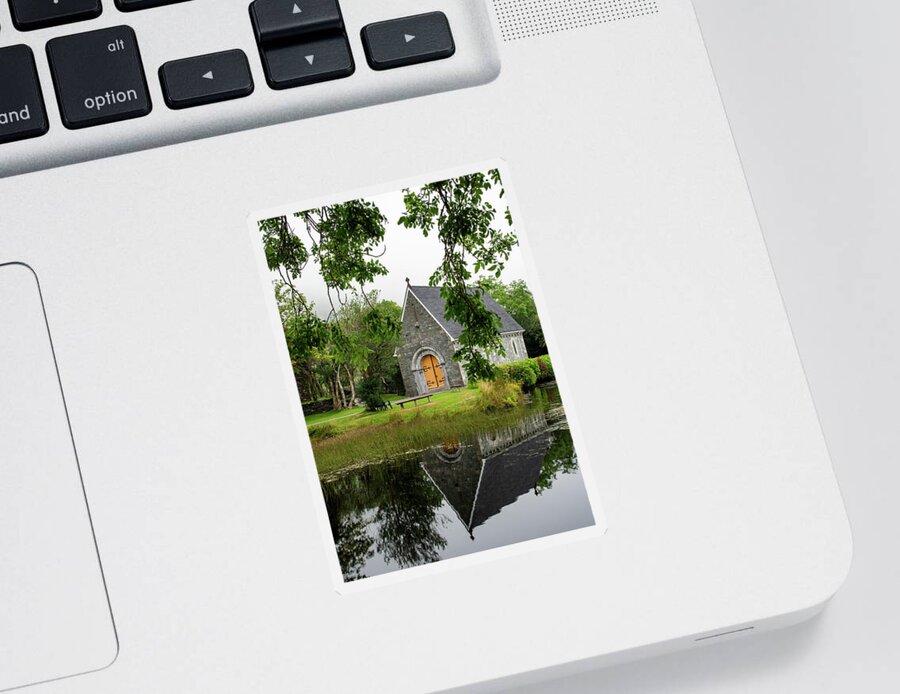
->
[47, 26, 152, 130]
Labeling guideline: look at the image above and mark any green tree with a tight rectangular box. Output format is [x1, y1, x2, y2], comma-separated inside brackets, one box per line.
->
[334, 292, 403, 390]
[259, 168, 518, 400]
[477, 277, 547, 356]
[259, 204, 400, 409]
[274, 282, 328, 402]
[398, 169, 517, 380]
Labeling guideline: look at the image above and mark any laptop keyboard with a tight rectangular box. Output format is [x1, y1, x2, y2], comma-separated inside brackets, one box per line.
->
[0, 0, 498, 176]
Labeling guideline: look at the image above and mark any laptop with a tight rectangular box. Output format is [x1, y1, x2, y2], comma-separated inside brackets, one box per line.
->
[0, 1, 851, 692]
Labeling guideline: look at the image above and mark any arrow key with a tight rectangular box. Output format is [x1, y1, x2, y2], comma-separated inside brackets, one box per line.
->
[159, 50, 254, 109]
[362, 12, 455, 71]
[261, 34, 354, 89]
[250, 0, 344, 43]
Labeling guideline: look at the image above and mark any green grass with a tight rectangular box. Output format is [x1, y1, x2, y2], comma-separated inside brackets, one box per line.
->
[310, 387, 554, 477]
[303, 384, 566, 477]
[304, 394, 406, 428]
[305, 388, 479, 436]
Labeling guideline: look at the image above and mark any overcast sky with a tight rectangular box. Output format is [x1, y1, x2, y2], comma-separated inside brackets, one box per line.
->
[262, 182, 528, 318]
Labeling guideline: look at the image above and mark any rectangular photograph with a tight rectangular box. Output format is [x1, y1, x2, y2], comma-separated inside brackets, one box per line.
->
[254, 167, 596, 582]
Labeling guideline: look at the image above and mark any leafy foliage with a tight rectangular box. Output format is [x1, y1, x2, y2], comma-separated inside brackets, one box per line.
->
[308, 423, 339, 440]
[495, 356, 555, 388]
[337, 294, 403, 391]
[260, 168, 518, 407]
[478, 277, 547, 357]
[498, 360, 538, 388]
[295, 201, 390, 293]
[260, 204, 400, 409]
[398, 169, 517, 380]
[535, 354, 554, 381]
[358, 375, 388, 411]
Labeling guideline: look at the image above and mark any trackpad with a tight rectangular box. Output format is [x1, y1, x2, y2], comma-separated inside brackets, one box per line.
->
[0, 264, 117, 691]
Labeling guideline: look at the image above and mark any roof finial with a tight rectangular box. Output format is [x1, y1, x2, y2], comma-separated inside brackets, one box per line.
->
[405, 277, 410, 286]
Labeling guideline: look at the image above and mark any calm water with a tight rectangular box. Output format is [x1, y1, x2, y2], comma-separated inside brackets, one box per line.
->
[321, 384, 595, 581]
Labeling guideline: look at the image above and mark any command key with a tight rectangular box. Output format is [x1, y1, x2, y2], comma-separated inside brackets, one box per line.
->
[0, 45, 49, 145]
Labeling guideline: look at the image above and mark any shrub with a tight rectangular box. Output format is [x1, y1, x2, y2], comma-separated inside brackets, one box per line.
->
[535, 354, 554, 382]
[499, 360, 538, 388]
[476, 377, 522, 412]
[357, 375, 388, 411]
[300, 398, 334, 416]
[308, 423, 339, 440]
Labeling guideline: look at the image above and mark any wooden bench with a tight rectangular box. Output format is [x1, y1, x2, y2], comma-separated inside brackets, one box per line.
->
[393, 393, 434, 409]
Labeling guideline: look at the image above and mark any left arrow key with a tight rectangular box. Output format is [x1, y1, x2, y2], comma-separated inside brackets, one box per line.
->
[159, 50, 254, 110]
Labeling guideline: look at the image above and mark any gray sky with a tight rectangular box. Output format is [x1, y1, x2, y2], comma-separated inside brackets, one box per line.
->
[265, 181, 528, 318]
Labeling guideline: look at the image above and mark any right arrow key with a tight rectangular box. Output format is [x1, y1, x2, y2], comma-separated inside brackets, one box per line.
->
[361, 12, 455, 71]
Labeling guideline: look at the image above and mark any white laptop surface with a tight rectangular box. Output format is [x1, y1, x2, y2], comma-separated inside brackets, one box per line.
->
[0, 1, 850, 692]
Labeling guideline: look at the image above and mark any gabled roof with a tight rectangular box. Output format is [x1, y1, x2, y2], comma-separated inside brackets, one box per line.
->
[405, 285, 524, 339]
[421, 429, 553, 534]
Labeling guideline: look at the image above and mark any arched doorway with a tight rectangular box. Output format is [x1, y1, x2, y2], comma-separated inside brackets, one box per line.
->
[421, 353, 446, 390]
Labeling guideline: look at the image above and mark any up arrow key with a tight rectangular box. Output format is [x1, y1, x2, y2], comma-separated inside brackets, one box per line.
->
[251, 0, 344, 43]
[404, 34, 415, 43]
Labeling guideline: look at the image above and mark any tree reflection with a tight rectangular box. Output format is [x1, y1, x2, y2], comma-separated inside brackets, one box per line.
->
[322, 456, 446, 579]
[331, 509, 375, 581]
[534, 428, 578, 495]
[373, 464, 447, 569]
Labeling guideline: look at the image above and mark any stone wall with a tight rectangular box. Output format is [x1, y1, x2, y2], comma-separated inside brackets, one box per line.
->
[398, 292, 465, 396]
[397, 290, 530, 396]
[493, 331, 528, 365]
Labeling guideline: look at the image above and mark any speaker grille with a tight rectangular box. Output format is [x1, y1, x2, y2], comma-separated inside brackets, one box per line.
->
[493, 0, 659, 42]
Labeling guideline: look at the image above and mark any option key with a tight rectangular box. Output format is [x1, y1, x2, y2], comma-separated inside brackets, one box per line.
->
[47, 26, 152, 130]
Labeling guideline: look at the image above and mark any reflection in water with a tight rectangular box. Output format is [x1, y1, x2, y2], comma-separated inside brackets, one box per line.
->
[320, 385, 593, 581]
[422, 411, 552, 537]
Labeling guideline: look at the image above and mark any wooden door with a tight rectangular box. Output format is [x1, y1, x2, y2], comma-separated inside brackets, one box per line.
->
[421, 354, 445, 390]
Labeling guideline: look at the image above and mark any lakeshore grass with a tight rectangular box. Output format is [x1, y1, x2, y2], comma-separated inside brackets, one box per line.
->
[311, 394, 545, 477]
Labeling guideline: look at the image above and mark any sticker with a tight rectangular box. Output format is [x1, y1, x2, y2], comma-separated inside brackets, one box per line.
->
[249, 162, 602, 588]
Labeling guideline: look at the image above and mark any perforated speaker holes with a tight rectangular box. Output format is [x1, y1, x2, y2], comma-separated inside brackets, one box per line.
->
[493, 0, 659, 42]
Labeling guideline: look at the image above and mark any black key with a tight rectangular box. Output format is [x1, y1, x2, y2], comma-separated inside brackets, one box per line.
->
[9, 0, 102, 32]
[361, 12, 455, 71]
[261, 34, 353, 90]
[250, 0, 343, 43]
[159, 50, 254, 109]
[0, 45, 49, 145]
[47, 26, 152, 130]
[115, 0, 191, 10]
